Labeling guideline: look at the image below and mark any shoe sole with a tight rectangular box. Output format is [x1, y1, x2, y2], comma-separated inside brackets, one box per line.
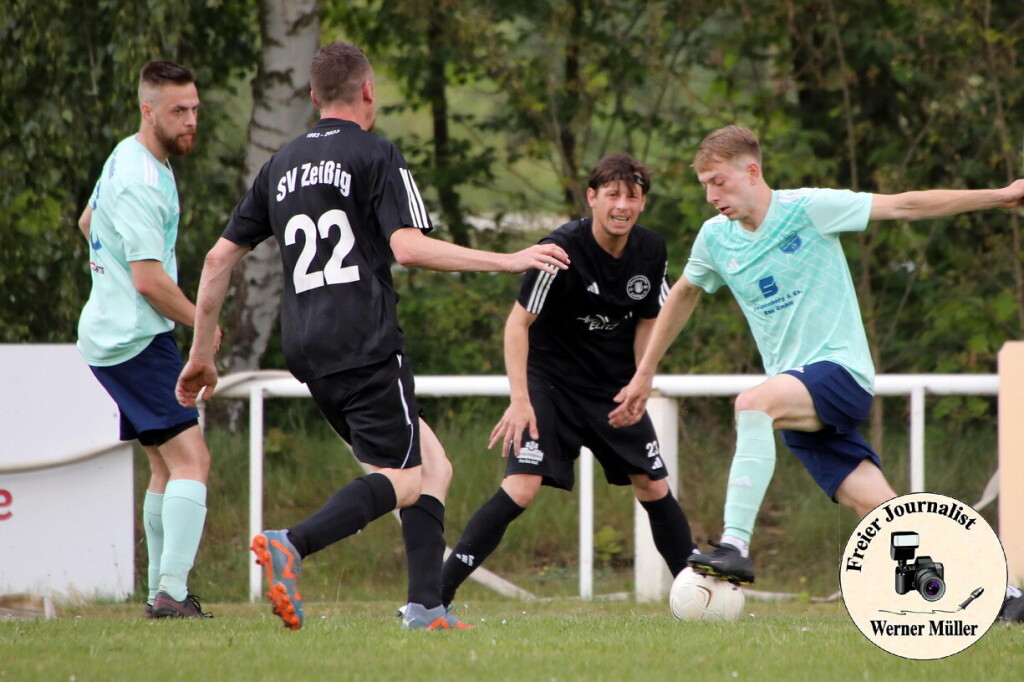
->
[250, 534, 303, 631]
[689, 563, 755, 585]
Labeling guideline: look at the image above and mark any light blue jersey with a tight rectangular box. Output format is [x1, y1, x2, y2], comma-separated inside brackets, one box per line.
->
[78, 136, 180, 366]
[683, 188, 875, 392]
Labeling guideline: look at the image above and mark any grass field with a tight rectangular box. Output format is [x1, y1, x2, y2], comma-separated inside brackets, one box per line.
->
[2, 598, 1022, 681]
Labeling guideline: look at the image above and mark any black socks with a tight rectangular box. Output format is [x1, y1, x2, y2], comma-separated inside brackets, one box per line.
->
[401, 494, 447, 609]
[286, 472, 397, 558]
[441, 487, 526, 606]
[640, 492, 695, 577]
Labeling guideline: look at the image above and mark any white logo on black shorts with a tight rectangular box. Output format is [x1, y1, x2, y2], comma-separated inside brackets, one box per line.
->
[627, 275, 651, 300]
[516, 441, 544, 465]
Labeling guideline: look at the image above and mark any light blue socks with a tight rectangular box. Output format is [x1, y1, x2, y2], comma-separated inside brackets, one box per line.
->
[159, 480, 208, 601]
[143, 491, 164, 604]
[722, 410, 776, 546]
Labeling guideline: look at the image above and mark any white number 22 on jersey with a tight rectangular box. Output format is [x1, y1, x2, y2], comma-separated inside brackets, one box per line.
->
[284, 209, 360, 294]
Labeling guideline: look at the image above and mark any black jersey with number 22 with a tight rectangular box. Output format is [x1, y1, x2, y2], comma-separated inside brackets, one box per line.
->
[222, 118, 431, 383]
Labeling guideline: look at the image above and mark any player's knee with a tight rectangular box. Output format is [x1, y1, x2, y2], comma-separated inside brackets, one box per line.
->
[501, 476, 540, 508]
[423, 454, 453, 491]
[388, 468, 423, 508]
[631, 475, 669, 501]
[734, 389, 767, 414]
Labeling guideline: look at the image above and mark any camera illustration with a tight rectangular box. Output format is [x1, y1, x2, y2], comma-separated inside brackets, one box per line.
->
[891, 531, 945, 601]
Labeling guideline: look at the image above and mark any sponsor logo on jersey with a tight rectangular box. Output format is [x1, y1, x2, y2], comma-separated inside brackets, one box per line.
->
[729, 475, 753, 488]
[89, 262, 105, 275]
[577, 312, 631, 331]
[779, 231, 802, 254]
[626, 275, 651, 300]
[516, 440, 544, 465]
[455, 553, 475, 567]
[586, 281, 600, 295]
[90, 233, 102, 251]
[727, 258, 742, 274]
[758, 276, 779, 298]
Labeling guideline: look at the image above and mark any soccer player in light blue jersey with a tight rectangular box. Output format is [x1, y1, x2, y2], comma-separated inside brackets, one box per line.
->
[610, 125, 1024, 620]
[77, 61, 217, 619]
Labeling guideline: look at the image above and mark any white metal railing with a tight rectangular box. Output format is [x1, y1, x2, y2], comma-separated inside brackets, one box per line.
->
[214, 371, 999, 602]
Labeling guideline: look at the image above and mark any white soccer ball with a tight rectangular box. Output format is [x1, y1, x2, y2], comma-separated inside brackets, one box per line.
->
[669, 567, 745, 622]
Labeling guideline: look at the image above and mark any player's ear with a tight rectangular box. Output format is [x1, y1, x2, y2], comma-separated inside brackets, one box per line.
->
[748, 159, 763, 182]
[586, 186, 597, 208]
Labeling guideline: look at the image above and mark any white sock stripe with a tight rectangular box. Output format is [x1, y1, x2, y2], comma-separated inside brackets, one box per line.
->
[526, 271, 555, 313]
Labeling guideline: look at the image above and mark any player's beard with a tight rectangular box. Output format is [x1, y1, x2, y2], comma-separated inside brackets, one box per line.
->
[155, 123, 196, 157]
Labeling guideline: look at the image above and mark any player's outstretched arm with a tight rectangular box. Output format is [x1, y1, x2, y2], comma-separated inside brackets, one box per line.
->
[870, 178, 1024, 221]
[609, 277, 702, 427]
[176, 238, 249, 406]
[488, 303, 538, 457]
[389, 227, 570, 275]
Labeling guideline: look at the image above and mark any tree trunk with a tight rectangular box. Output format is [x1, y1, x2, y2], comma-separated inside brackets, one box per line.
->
[425, 5, 470, 248]
[222, 0, 319, 379]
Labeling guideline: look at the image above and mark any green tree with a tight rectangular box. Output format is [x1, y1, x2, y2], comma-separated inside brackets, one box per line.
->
[0, 0, 258, 343]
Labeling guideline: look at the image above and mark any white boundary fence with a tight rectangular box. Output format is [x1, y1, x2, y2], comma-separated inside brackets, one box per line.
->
[215, 372, 1000, 603]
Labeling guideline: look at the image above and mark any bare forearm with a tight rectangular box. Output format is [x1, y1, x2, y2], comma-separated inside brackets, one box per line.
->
[634, 317, 655, 367]
[190, 239, 246, 360]
[872, 183, 1024, 221]
[504, 316, 531, 404]
[398, 233, 514, 272]
[140, 280, 197, 327]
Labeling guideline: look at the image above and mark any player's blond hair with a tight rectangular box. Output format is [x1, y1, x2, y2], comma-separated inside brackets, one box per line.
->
[693, 125, 761, 172]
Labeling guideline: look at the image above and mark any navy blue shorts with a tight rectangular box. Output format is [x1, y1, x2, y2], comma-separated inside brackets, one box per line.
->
[306, 353, 421, 470]
[504, 376, 669, 491]
[779, 361, 880, 499]
[89, 332, 199, 445]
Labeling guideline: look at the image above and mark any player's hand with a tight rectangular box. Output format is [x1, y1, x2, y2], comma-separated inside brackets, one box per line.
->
[488, 400, 539, 458]
[506, 244, 570, 275]
[608, 373, 653, 427]
[998, 178, 1024, 208]
[176, 357, 219, 407]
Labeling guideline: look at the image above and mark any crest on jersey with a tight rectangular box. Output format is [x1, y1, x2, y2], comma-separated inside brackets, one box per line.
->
[626, 275, 651, 300]
[779, 231, 802, 254]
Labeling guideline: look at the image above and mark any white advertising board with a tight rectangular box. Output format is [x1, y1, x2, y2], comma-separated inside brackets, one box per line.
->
[0, 345, 133, 600]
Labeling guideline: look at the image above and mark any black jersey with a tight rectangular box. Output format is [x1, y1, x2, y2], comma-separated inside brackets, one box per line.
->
[518, 218, 670, 395]
[223, 118, 431, 383]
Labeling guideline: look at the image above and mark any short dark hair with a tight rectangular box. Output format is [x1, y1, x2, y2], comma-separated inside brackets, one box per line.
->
[139, 60, 195, 88]
[693, 125, 761, 171]
[587, 153, 651, 195]
[310, 42, 373, 106]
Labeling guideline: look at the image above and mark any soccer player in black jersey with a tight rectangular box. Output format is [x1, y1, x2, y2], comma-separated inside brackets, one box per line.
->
[440, 154, 695, 609]
[175, 41, 569, 631]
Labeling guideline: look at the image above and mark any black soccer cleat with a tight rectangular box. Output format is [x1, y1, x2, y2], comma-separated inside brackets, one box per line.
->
[687, 542, 756, 585]
[998, 594, 1024, 623]
[151, 591, 213, 619]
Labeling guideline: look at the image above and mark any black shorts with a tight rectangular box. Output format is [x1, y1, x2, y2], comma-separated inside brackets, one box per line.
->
[306, 353, 421, 470]
[505, 377, 669, 490]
